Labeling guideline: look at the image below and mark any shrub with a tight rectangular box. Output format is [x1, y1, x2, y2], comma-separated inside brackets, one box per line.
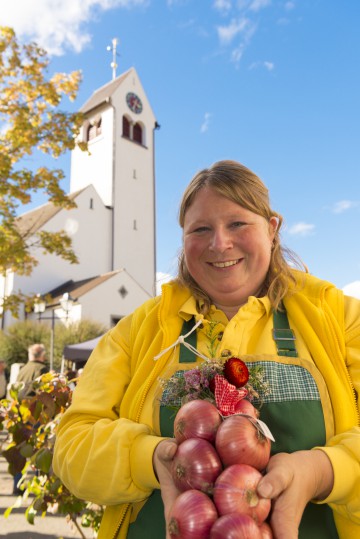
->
[0, 319, 107, 371]
[0, 372, 103, 538]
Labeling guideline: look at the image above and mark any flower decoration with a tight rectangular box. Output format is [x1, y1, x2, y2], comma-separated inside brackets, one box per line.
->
[159, 356, 270, 416]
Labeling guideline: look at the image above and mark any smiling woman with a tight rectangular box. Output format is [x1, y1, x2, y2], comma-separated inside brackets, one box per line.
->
[177, 161, 296, 318]
[53, 160, 360, 539]
[182, 187, 278, 319]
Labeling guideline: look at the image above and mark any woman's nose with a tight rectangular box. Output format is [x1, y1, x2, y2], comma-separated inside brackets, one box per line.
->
[209, 228, 233, 252]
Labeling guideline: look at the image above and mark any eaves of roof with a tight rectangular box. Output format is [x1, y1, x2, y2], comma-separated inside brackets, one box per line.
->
[15, 188, 86, 237]
[80, 69, 132, 114]
[45, 270, 122, 306]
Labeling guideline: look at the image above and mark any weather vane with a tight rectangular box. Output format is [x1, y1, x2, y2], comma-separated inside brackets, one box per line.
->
[107, 38, 119, 80]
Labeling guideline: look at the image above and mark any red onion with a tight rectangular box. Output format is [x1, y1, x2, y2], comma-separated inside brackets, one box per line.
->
[215, 414, 270, 471]
[210, 513, 262, 539]
[259, 521, 274, 538]
[174, 399, 222, 443]
[213, 464, 271, 524]
[234, 399, 259, 418]
[172, 437, 223, 494]
[168, 489, 218, 539]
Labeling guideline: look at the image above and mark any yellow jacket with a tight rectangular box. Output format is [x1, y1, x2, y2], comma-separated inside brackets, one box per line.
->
[53, 272, 360, 538]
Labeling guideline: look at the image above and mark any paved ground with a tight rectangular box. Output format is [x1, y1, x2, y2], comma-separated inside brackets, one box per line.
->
[0, 432, 93, 539]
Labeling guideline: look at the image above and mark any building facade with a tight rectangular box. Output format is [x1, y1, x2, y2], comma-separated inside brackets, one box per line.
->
[0, 67, 158, 330]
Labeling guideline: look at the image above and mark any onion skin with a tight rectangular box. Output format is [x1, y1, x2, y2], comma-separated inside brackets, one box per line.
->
[210, 513, 263, 539]
[215, 414, 271, 471]
[168, 489, 218, 539]
[174, 399, 222, 443]
[234, 399, 259, 418]
[213, 464, 271, 524]
[259, 521, 274, 538]
[172, 437, 223, 494]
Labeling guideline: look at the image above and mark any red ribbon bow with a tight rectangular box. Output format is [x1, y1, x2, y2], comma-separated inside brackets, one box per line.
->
[214, 374, 248, 416]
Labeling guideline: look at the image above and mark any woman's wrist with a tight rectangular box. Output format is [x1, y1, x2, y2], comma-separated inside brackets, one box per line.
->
[309, 449, 334, 501]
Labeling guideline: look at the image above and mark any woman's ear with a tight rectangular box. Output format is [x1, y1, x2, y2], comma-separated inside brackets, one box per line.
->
[269, 216, 279, 238]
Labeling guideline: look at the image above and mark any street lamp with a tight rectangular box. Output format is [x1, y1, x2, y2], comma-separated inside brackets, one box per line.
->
[33, 293, 74, 371]
[59, 292, 74, 319]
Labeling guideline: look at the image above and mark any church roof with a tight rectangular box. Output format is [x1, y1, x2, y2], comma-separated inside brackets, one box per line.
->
[16, 188, 86, 237]
[45, 271, 122, 306]
[80, 69, 132, 114]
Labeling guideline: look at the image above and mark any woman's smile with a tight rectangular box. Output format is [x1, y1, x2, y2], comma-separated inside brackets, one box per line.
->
[208, 259, 241, 268]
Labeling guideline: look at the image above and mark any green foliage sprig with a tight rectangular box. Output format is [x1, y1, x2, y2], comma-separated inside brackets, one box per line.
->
[0, 372, 103, 538]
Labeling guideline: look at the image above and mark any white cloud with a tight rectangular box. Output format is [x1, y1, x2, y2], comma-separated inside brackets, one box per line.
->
[200, 112, 212, 133]
[2, 0, 147, 56]
[343, 281, 360, 299]
[231, 44, 245, 64]
[213, 0, 232, 13]
[217, 17, 256, 66]
[285, 1, 296, 10]
[264, 61, 274, 71]
[249, 0, 271, 13]
[331, 200, 358, 214]
[249, 60, 274, 71]
[288, 222, 315, 236]
[217, 17, 250, 45]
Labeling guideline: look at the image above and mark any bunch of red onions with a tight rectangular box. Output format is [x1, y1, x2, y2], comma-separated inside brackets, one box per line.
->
[168, 399, 273, 538]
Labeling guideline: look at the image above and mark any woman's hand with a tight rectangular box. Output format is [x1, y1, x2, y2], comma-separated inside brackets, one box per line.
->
[257, 449, 334, 539]
[153, 439, 180, 539]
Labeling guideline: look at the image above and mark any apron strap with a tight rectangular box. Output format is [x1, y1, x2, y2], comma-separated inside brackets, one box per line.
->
[179, 317, 197, 363]
[273, 307, 298, 357]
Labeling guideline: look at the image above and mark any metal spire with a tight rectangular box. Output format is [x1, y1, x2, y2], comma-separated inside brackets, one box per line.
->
[107, 38, 119, 80]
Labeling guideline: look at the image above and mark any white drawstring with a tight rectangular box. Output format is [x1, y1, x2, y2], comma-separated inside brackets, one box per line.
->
[154, 318, 209, 361]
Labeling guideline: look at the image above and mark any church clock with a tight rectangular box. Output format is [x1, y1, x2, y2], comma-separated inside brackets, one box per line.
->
[126, 92, 143, 114]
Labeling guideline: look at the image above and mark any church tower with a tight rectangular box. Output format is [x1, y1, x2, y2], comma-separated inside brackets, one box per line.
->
[70, 66, 158, 297]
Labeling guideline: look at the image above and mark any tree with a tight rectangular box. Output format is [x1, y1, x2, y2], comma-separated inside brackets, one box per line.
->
[0, 26, 87, 316]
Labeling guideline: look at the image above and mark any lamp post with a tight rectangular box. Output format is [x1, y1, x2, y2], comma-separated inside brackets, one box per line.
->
[34, 293, 74, 371]
[59, 292, 74, 319]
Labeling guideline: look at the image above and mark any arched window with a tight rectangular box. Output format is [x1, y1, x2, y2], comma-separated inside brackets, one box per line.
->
[122, 116, 130, 138]
[133, 123, 142, 144]
[86, 116, 102, 141]
[87, 124, 97, 141]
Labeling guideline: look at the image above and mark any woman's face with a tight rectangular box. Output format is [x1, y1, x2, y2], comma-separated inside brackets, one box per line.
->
[183, 186, 278, 312]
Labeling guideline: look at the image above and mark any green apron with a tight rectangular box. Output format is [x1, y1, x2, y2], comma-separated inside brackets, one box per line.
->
[128, 311, 338, 538]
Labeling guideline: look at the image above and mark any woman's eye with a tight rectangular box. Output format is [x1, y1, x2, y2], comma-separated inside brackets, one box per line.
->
[193, 226, 210, 233]
[230, 221, 245, 229]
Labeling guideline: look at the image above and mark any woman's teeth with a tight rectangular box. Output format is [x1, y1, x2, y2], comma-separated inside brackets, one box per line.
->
[211, 260, 239, 268]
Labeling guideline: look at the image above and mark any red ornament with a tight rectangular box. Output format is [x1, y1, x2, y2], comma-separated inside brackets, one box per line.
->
[223, 357, 249, 388]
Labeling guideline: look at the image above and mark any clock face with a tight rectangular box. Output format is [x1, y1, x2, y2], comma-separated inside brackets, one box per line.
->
[126, 92, 143, 114]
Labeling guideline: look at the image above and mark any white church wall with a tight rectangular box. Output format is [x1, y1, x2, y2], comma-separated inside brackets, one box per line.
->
[13, 185, 112, 301]
[78, 270, 152, 328]
[111, 71, 156, 297]
[70, 105, 114, 207]
[114, 140, 156, 296]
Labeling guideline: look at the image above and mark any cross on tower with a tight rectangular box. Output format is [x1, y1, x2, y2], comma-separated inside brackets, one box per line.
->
[107, 38, 119, 80]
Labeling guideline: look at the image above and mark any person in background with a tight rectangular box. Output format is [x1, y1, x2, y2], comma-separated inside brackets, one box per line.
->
[0, 359, 9, 399]
[53, 160, 360, 539]
[16, 343, 48, 400]
[11, 344, 48, 495]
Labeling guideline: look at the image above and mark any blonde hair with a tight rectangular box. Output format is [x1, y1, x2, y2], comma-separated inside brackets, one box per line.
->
[176, 160, 307, 313]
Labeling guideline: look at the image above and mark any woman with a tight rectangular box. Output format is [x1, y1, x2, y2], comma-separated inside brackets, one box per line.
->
[53, 160, 360, 539]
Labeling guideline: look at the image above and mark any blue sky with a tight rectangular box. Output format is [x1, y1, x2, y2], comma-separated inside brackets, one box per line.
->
[3, 0, 360, 297]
